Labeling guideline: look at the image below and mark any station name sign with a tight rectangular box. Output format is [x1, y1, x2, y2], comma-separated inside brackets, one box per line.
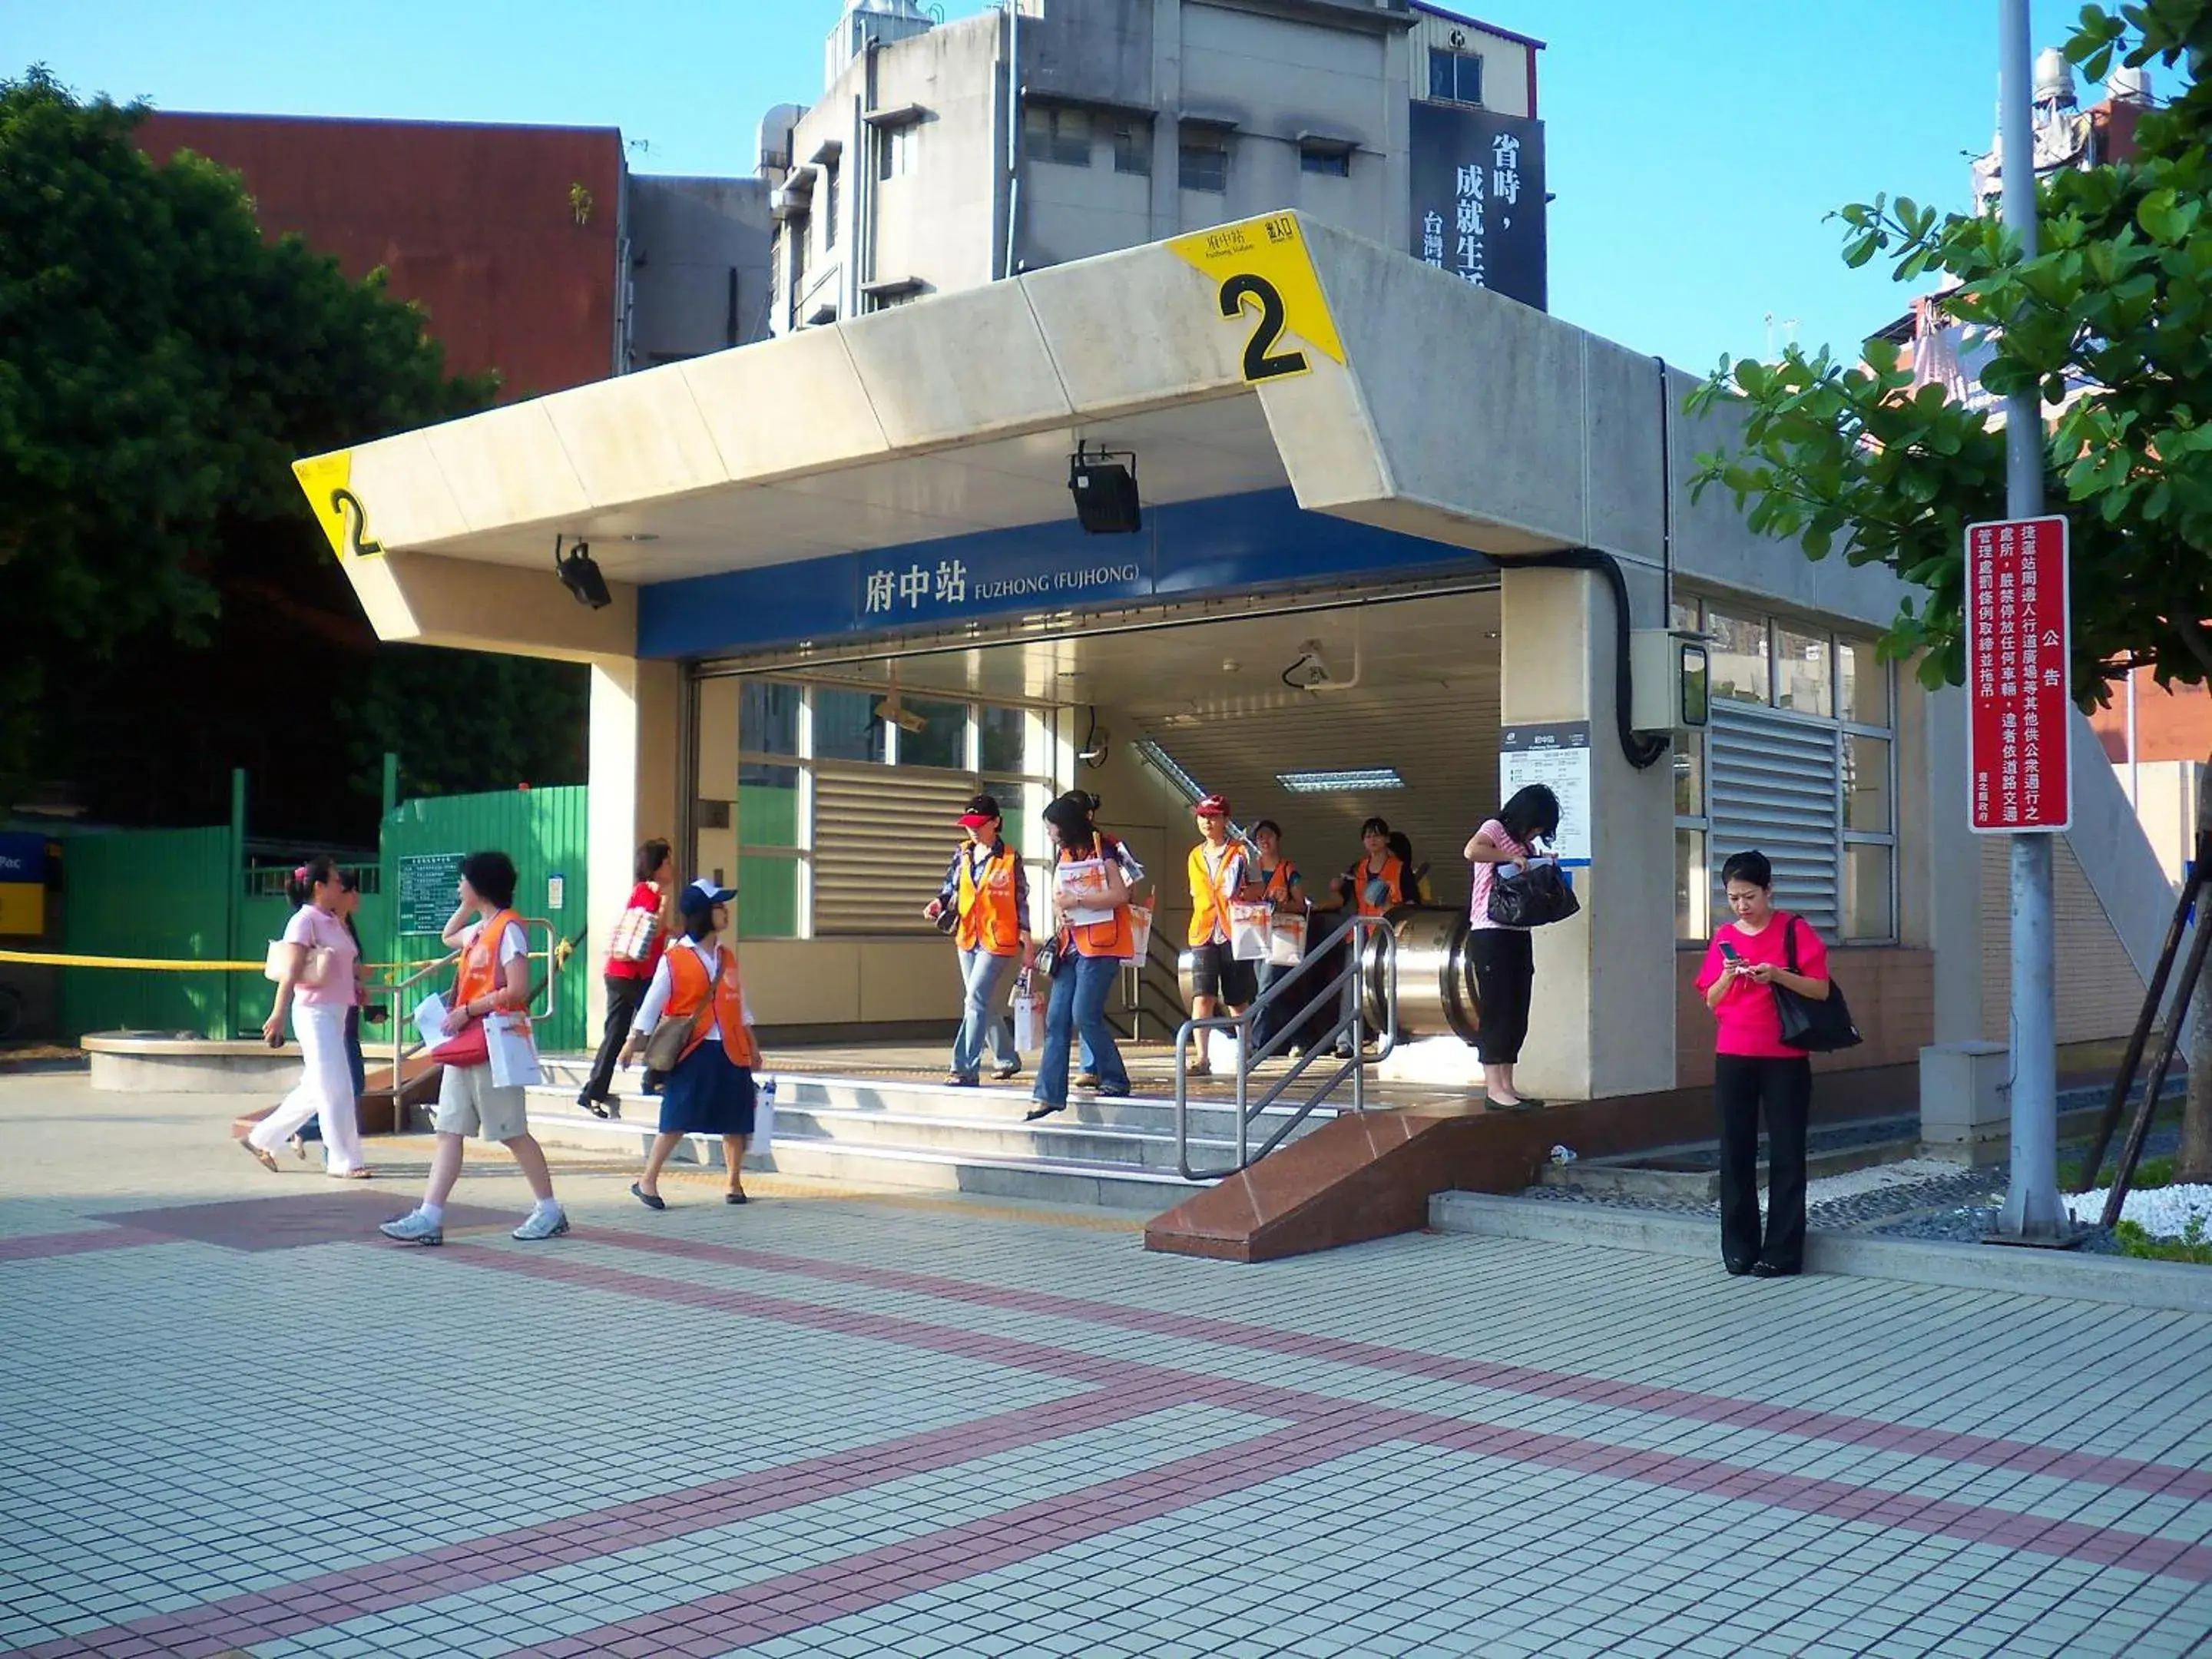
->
[859, 545, 1151, 625]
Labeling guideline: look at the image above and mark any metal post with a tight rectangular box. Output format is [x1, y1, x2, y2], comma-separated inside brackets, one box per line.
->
[381, 751, 400, 820]
[226, 767, 247, 1041]
[1992, 0, 2067, 1243]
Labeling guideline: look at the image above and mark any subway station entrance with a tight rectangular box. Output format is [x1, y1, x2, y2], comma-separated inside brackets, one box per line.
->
[295, 210, 2005, 1252]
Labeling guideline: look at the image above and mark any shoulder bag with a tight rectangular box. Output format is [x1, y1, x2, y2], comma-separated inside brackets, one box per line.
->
[642, 949, 714, 1072]
[265, 935, 337, 990]
[1773, 914, 1862, 1052]
[1485, 860, 1581, 929]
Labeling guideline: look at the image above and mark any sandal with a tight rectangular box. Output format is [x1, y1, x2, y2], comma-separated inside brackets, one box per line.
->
[241, 1140, 280, 1174]
[329, 1167, 373, 1181]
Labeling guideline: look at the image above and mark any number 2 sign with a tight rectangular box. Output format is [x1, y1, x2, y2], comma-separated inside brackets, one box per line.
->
[1171, 212, 1346, 386]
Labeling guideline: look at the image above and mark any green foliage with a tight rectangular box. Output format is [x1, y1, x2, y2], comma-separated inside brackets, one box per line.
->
[348, 648, 589, 803]
[1, 67, 582, 819]
[2114, 1214, 2212, 1262]
[2061, 1152, 2176, 1189]
[1687, 3, 2212, 706]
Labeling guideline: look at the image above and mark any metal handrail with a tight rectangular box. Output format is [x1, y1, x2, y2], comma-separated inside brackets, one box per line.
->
[1173, 913, 1397, 1181]
[1121, 929, 1187, 1041]
[366, 916, 562, 1096]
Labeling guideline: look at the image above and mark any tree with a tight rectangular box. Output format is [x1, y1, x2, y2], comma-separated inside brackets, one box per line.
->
[0, 68, 584, 834]
[1685, 2, 2212, 1176]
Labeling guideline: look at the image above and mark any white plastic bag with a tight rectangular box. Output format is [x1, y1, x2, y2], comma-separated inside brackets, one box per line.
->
[1206, 1030, 1243, 1072]
[1269, 912, 1308, 967]
[1229, 901, 1272, 962]
[751, 1078, 776, 1154]
[1012, 989, 1042, 1053]
[485, 1013, 544, 1089]
[1127, 902, 1154, 961]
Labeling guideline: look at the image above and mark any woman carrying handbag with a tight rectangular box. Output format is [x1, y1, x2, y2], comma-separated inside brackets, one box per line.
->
[240, 856, 369, 1180]
[1462, 785, 1563, 1111]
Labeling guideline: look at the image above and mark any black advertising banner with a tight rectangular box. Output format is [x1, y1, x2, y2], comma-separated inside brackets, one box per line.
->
[1409, 101, 1548, 312]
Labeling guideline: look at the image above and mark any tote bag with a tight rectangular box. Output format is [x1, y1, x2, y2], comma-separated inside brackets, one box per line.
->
[1775, 915, 1862, 1053]
[1228, 901, 1273, 962]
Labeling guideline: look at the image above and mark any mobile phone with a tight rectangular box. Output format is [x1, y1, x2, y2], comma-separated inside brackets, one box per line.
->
[1718, 942, 1743, 965]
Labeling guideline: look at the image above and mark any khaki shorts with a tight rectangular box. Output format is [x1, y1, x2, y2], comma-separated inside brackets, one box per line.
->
[435, 1064, 531, 1143]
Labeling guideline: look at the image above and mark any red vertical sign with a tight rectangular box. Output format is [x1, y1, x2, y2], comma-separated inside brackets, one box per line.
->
[1966, 515, 2071, 833]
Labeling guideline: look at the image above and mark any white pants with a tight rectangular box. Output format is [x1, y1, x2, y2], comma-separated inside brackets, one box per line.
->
[248, 1003, 366, 1174]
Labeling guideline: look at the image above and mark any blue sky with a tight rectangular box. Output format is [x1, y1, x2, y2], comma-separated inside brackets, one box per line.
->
[6, 0, 2108, 373]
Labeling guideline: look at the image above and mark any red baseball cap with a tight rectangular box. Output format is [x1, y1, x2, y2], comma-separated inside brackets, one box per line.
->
[1194, 794, 1230, 818]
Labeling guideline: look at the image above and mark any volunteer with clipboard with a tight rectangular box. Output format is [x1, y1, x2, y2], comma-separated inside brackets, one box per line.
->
[1025, 793, 1144, 1121]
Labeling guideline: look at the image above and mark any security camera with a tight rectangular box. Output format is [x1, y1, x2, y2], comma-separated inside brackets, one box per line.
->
[1283, 640, 1334, 689]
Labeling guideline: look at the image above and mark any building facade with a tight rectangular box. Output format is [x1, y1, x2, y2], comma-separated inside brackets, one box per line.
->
[761, 0, 1546, 332]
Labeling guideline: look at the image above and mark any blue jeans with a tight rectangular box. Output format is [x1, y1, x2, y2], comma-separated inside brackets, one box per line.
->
[1034, 952, 1126, 1106]
[952, 947, 1018, 1077]
[1250, 959, 1287, 1055]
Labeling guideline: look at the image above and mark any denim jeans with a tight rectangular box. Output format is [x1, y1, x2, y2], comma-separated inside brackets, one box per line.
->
[1034, 952, 1126, 1106]
[952, 947, 1018, 1077]
[1250, 959, 1286, 1056]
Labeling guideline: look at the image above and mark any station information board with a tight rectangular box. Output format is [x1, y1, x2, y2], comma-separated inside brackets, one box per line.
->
[1965, 515, 2071, 833]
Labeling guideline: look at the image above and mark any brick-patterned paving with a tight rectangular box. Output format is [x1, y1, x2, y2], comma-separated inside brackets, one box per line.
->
[3, 1081, 2210, 1657]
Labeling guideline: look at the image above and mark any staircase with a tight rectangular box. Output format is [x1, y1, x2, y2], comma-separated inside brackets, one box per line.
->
[522, 1054, 1348, 1211]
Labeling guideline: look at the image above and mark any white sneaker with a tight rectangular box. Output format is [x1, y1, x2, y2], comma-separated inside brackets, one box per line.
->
[379, 1210, 443, 1247]
[511, 1205, 570, 1242]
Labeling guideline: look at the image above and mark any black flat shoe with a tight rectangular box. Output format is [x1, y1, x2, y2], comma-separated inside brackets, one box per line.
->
[725, 1190, 748, 1205]
[1750, 1260, 1800, 1278]
[1485, 1094, 1542, 1112]
[1724, 1258, 1754, 1277]
[579, 1095, 612, 1121]
[1025, 1101, 1065, 1121]
[631, 1182, 666, 1211]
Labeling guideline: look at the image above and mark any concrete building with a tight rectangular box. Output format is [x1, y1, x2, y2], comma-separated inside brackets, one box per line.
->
[760, 0, 1546, 329]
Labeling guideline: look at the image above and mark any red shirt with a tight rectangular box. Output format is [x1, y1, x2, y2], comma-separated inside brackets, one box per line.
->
[1696, 912, 1830, 1058]
[605, 882, 668, 981]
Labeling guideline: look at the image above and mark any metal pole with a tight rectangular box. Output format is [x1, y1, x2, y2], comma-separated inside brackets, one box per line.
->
[1993, 0, 2066, 1242]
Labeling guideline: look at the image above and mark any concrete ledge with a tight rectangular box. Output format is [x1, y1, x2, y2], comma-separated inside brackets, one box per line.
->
[83, 1032, 297, 1094]
[1428, 1190, 2212, 1313]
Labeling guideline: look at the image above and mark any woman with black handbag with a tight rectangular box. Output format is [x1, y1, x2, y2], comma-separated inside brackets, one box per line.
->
[1696, 849, 1841, 1279]
[1462, 785, 1562, 1111]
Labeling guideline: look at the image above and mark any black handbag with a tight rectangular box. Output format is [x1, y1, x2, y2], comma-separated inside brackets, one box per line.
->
[1773, 914, 1862, 1052]
[1485, 861, 1581, 929]
[1031, 935, 1063, 980]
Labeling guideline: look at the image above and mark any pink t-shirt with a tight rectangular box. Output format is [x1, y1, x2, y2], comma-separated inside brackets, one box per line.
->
[1467, 820, 1528, 932]
[1697, 912, 1831, 1058]
[283, 905, 360, 1008]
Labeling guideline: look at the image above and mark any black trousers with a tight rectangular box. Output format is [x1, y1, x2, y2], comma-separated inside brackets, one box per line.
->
[1465, 928, 1535, 1065]
[1715, 1053, 1813, 1270]
[583, 974, 648, 1104]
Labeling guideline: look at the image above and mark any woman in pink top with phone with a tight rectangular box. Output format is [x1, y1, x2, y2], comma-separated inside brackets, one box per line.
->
[1695, 848, 1832, 1278]
[241, 856, 369, 1179]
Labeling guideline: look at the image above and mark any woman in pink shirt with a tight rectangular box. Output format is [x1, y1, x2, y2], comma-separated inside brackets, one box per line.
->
[1695, 849, 1832, 1277]
[242, 856, 369, 1178]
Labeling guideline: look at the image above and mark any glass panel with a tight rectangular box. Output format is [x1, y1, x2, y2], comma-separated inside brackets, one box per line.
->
[1429, 48, 1455, 101]
[1455, 51, 1483, 104]
[737, 763, 802, 848]
[1027, 104, 1089, 167]
[1843, 842, 1892, 942]
[1669, 596, 1700, 634]
[1674, 734, 1704, 818]
[1179, 132, 1227, 193]
[1112, 121, 1151, 175]
[740, 680, 800, 756]
[1775, 626, 1833, 716]
[811, 687, 884, 762]
[823, 164, 838, 247]
[988, 778, 1044, 860]
[735, 853, 801, 939]
[1300, 146, 1350, 177]
[1843, 736, 1892, 833]
[1704, 608, 1770, 705]
[899, 698, 970, 771]
[1839, 637, 1890, 727]
[1675, 829, 1708, 942]
[979, 706, 1027, 774]
[1681, 642, 1710, 727]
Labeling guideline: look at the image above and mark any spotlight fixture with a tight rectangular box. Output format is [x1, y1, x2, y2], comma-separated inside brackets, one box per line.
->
[1068, 442, 1141, 535]
[554, 534, 612, 610]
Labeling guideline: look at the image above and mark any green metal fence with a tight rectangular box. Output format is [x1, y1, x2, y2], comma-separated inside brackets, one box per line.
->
[61, 827, 237, 1036]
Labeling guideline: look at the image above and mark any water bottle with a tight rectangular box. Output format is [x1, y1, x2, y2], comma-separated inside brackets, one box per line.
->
[1549, 1144, 1577, 1165]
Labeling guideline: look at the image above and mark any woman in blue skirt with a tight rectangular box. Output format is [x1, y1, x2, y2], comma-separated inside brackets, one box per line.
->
[621, 879, 760, 1207]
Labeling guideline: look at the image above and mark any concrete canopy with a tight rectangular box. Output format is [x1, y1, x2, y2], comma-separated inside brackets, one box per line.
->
[295, 212, 1674, 661]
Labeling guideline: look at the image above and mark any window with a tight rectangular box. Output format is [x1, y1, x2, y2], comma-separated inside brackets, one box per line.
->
[1112, 118, 1151, 175]
[1671, 600, 1896, 944]
[1024, 103, 1092, 167]
[823, 164, 839, 248]
[878, 124, 916, 180]
[786, 218, 808, 325]
[1299, 142, 1353, 178]
[702, 679, 1056, 940]
[1180, 127, 1229, 193]
[1429, 47, 1483, 106]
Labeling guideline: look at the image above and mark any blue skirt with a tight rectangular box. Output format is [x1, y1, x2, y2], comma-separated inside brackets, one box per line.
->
[658, 1039, 757, 1137]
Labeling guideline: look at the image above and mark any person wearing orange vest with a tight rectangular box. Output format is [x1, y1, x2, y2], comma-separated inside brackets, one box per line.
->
[1182, 794, 1257, 1078]
[379, 851, 568, 1247]
[1309, 816, 1409, 1061]
[924, 793, 1035, 1087]
[620, 879, 763, 1208]
[1247, 820, 1306, 1058]
[1025, 792, 1143, 1121]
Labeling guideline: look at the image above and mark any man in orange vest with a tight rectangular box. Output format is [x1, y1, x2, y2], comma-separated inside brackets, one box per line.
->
[923, 793, 1035, 1087]
[1183, 794, 1257, 1078]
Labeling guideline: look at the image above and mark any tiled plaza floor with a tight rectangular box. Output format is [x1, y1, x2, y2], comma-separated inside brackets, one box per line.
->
[2, 1074, 2209, 1657]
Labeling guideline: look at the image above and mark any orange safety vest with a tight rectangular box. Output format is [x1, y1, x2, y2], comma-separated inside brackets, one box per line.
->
[1185, 839, 1247, 947]
[1058, 837, 1134, 959]
[664, 942, 760, 1068]
[1353, 854, 1406, 918]
[1260, 859, 1300, 905]
[455, 909, 531, 1038]
[956, 841, 1025, 956]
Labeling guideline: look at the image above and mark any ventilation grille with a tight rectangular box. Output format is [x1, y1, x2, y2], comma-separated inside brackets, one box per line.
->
[1708, 704, 1840, 935]
[811, 762, 977, 937]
